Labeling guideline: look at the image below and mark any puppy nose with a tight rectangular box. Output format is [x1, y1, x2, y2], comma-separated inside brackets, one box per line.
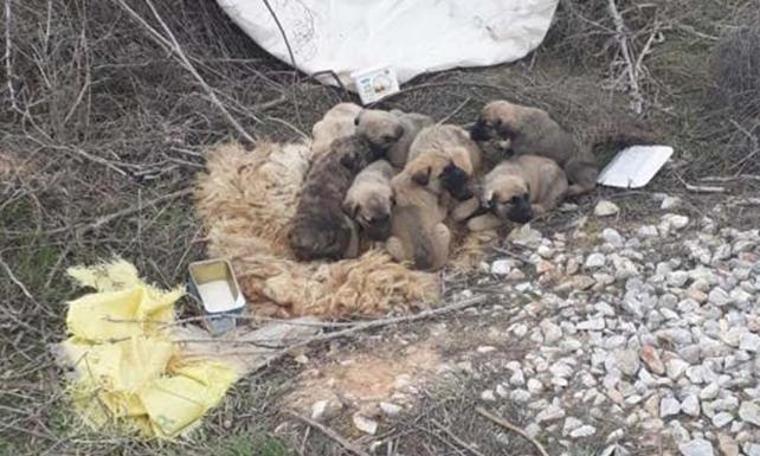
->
[372, 213, 390, 223]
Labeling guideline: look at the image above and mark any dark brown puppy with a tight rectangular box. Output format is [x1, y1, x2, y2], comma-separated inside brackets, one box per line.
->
[288, 135, 383, 261]
[470, 100, 595, 196]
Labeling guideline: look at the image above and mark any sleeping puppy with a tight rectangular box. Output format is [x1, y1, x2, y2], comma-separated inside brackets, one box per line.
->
[288, 135, 384, 261]
[343, 159, 395, 241]
[470, 100, 596, 196]
[405, 124, 483, 201]
[386, 164, 451, 271]
[354, 109, 434, 168]
[466, 155, 568, 231]
[311, 102, 363, 157]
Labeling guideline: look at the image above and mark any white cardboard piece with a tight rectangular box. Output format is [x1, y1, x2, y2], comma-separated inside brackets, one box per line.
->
[216, 0, 559, 90]
[597, 145, 674, 189]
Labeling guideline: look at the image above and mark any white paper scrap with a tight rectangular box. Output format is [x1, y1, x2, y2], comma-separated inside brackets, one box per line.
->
[597, 145, 674, 189]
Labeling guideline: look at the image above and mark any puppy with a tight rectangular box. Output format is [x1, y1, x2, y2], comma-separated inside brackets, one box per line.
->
[466, 155, 568, 231]
[386, 169, 451, 271]
[311, 102, 363, 157]
[343, 159, 395, 241]
[288, 135, 383, 261]
[470, 100, 596, 197]
[354, 109, 434, 168]
[404, 124, 483, 201]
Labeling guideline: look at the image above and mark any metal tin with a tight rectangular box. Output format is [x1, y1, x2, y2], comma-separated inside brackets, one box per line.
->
[188, 259, 246, 336]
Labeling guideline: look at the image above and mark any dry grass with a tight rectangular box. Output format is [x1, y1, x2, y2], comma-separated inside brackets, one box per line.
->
[1, 0, 759, 453]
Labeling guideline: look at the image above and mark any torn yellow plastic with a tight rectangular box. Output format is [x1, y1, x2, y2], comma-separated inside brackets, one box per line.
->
[61, 258, 238, 439]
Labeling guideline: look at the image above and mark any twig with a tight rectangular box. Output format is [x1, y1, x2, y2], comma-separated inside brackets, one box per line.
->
[728, 119, 759, 173]
[0, 254, 34, 301]
[634, 23, 659, 80]
[675, 174, 726, 193]
[288, 412, 371, 456]
[437, 97, 472, 125]
[261, 0, 303, 128]
[607, 0, 644, 114]
[114, 0, 257, 144]
[701, 174, 760, 183]
[42, 187, 193, 236]
[276, 295, 490, 351]
[430, 419, 486, 456]
[475, 407, 549, 456]
[4, 0, 16, 110]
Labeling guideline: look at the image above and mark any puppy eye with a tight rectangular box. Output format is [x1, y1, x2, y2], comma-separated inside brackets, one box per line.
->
[511, 196, 519, 204]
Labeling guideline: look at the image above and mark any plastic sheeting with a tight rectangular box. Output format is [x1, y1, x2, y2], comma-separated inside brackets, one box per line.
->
[217, 0, 559, 88]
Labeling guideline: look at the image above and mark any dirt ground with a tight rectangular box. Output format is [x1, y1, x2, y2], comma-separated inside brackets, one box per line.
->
[1, 0, 759, 455]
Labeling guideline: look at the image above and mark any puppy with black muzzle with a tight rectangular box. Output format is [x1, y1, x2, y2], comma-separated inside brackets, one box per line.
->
[343, 159, 395, 242]
[470, 100, 596, 197]
[311, 102, 363, 157]
[355, 109, 434, 169]
[288, 135, 384, 261]
[464, 155, 569, 231]
[404, 124, 483, 202]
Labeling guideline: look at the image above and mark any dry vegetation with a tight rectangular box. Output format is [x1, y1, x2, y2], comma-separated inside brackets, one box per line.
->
[1, 0, 759, 454]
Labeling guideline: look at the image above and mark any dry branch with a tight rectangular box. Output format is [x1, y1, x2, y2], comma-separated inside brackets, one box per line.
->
[288, 412, 371, 456]
[607, 0, 644, 114]
[114, 0, 257, 144]
[475, 407, 549, 456]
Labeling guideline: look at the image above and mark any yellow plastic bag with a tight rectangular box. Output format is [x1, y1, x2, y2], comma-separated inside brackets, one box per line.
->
[60, 258, 238, 439]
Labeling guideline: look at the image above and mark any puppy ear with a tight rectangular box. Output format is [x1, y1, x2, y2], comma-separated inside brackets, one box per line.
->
[411, 166, 431, 186]
[394, 124, 404, 138]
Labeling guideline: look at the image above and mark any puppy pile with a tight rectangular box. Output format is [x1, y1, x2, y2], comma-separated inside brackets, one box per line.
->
[196, 100, 652, 317]
[289, 99, 612, 272]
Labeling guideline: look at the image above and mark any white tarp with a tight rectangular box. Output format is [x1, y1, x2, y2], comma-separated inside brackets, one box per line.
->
[216, 0, 559, 89]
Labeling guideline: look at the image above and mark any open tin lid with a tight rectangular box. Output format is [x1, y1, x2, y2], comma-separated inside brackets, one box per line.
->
[188, 259, 246, 314]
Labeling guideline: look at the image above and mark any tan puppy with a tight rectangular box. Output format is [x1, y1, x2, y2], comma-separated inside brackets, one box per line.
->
[386, 168, 451, 271]
[465, 155, 568, 231]
[288, 135, 384, 261]
[311, 102, 363, 157]
[343, 160, 395, 241]
[354, 109, 434, 168]
[404, 124, 483, 201]
[470, 100, 596, 196]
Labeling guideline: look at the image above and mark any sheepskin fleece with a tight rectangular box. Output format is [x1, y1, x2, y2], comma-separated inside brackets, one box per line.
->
[195, 140, 440, 318]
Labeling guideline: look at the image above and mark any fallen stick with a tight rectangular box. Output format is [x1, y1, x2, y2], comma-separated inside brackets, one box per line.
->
[0, 254, 34, 301]
[475, 407, 549, 456]
[288, 412, 371, 456]
[284, 295, 490, 351]
[431, 419, 486, 456]
[167, 295, 491, 349]
[701, 174, 760, 182]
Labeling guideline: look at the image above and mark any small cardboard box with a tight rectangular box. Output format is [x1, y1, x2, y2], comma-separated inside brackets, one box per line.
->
[188, 259, 246, 336]
[351, 66, 400, 105]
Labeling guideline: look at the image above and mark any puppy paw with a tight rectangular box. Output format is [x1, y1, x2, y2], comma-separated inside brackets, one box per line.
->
[467, 214, 503, 232]
[385, 236, 406, 262]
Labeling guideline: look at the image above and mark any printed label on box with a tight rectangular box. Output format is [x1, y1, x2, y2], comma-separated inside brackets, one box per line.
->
[351, 66, 400, 105]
